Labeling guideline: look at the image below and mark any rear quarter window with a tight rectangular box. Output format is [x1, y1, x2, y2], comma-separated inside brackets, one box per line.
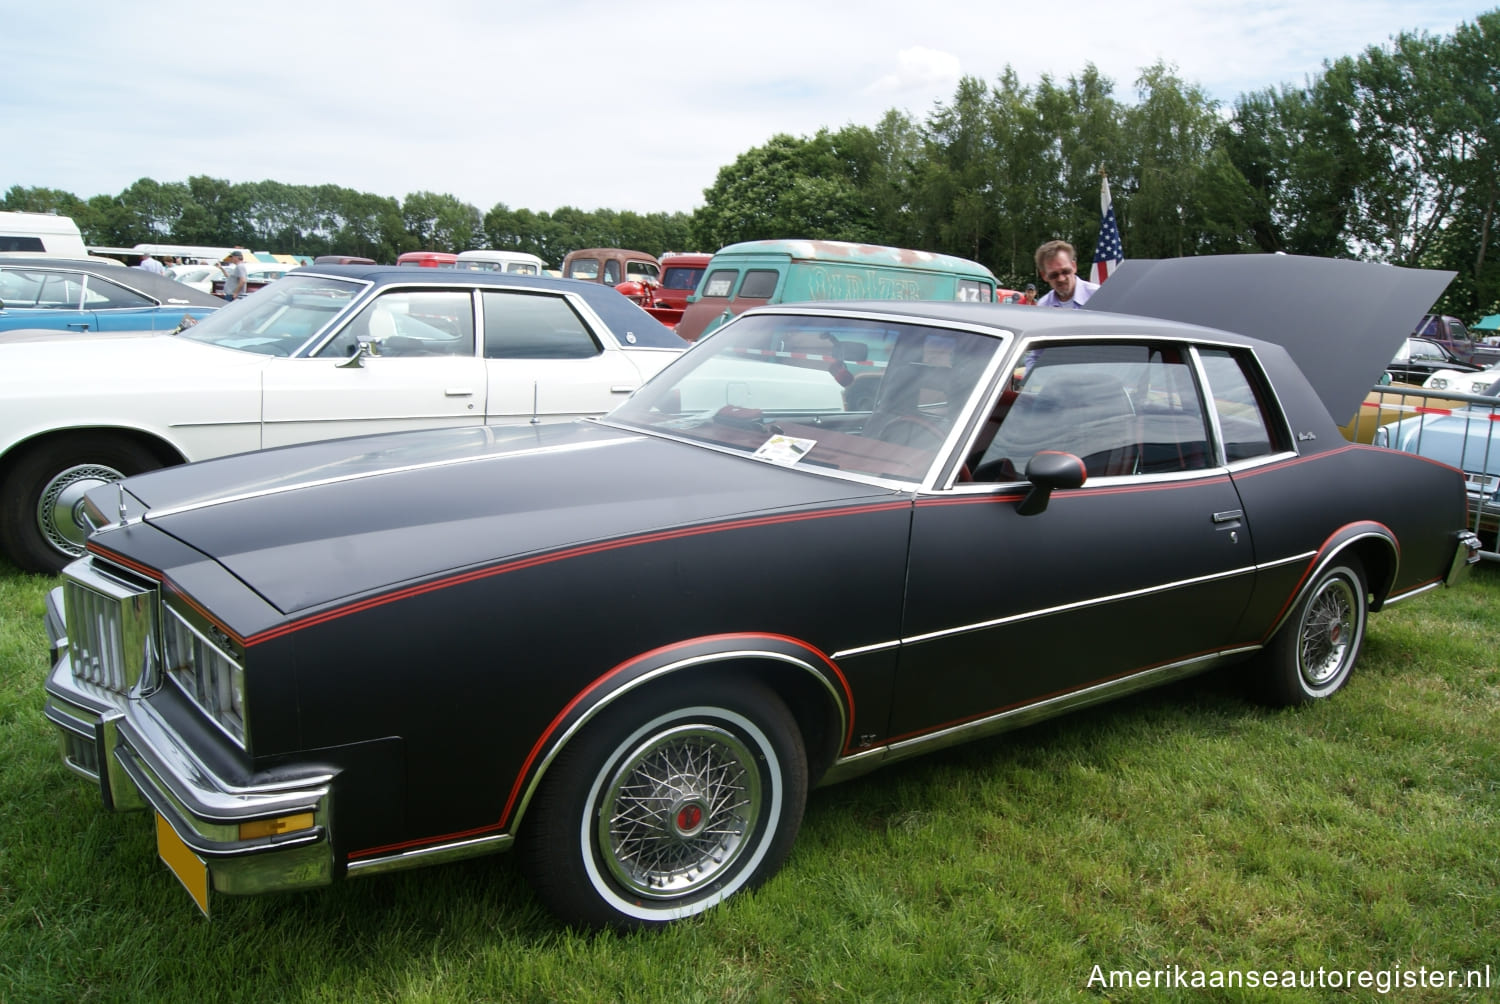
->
[1197, 348, 1288, 462]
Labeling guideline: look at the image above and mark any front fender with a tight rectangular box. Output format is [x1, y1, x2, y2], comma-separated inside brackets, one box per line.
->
[503, 632, 851, 833]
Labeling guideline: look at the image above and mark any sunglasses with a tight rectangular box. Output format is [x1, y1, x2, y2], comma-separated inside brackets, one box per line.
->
[1045, 268, 1075, 281]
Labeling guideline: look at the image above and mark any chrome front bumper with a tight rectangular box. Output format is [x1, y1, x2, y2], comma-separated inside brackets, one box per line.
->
[43, 586, 336, 903]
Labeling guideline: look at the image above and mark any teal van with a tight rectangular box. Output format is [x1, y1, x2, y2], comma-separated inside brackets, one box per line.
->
[675, 239, 999, 341]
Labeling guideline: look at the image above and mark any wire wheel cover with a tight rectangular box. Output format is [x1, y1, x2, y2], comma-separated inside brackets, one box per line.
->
[1298, 574, 1357, 687]
[597, 724, 763, 899]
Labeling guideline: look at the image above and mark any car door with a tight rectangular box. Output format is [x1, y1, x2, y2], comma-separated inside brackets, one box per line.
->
[261, 287, 488, 448]
[888, 339, 1258, 741]
[479, 289, 648, 421]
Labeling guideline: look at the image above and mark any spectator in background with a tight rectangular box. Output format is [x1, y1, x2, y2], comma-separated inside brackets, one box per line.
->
[1021, 283, 1038, 305]
[135, 252, 166, 275]
[1035, 240, 1098, 308]
[221, 250, 248, 301]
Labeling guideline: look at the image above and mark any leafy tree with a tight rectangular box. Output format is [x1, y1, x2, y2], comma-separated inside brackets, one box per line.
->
[400, 191, 482, 253]
[692, 132, 876, 250]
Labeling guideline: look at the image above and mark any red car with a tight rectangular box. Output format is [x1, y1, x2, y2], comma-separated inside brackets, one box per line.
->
[614, 252, 710, 328]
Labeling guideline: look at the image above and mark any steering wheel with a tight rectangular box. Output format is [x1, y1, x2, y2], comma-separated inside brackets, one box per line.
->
[872, 414, 948, 451]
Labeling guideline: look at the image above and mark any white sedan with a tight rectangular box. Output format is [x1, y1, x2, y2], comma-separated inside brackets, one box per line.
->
[0, 265, 688, 572]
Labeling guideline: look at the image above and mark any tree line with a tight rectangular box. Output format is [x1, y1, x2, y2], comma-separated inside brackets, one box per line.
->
[5, 9, 1495, 319]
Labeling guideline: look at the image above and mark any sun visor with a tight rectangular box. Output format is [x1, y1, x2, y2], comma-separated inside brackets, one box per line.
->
[1085, 254, 1454, 425]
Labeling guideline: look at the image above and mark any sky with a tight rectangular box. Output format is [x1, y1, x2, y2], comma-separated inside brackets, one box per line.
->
[1, 1, 1488, 218]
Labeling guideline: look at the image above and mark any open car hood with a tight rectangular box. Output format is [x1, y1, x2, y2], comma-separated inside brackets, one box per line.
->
[1086, 254, 1454, 425]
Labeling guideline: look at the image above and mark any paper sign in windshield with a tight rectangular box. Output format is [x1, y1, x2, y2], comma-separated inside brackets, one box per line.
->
[754, 434, 816, 465]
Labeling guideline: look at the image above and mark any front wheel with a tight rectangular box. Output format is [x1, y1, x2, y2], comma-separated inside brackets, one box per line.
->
[1258, 558, 1367, 706]
[0, 435, 164, 574]
[522, 679, 808, 929]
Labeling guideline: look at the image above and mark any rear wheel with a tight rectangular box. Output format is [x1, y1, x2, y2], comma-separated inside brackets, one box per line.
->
[1258, 558, 1367, 705]
[522, 679, 807, 929]
[0, 435, 164, 574]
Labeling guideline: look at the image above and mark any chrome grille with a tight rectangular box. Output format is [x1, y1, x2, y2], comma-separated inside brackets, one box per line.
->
[62, 563, 156, 695]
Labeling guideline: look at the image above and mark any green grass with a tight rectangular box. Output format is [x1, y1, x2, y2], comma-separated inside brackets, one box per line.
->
[1, 556, 1496, 1003]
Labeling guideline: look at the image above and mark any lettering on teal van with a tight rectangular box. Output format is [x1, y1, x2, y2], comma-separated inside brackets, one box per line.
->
[801, 265, 931, 301]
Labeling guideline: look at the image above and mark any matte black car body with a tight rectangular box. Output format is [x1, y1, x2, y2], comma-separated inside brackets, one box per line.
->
[42, 255, 1479, 928]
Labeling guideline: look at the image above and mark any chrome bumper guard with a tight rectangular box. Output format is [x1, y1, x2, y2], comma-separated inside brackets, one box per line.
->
[43, 587, 337, 898]
[1448, 530, 1483, 585]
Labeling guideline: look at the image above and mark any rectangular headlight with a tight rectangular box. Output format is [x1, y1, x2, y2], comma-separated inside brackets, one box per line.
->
[161, 606, 247, 746]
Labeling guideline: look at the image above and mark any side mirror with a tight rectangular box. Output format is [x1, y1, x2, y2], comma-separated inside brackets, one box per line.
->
[337, 340, 382, 369]
[1016, 451, 1086, 516]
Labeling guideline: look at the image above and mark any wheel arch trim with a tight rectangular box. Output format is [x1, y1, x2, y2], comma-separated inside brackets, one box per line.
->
[503, 633, 850, 834]
[1260, 521, 1394, 644]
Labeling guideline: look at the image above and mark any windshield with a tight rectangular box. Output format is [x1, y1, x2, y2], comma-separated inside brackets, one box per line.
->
[608, 313, 1001, 483]
[179, 274, 363, 355]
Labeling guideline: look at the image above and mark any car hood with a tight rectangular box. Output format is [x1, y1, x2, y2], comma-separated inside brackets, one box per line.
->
[1086, 254, 1454, 427]
[114, 422, 899, 614]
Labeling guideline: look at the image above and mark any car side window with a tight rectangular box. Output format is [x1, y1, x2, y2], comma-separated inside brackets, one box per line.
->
[626, 261, 659, 283]
[318, 291, 475, 358]
[603, 261, 622, 285]
[701, 269, 736, 298]
[1196, 348, 1285, 462]
[82, 276, 154, 309]
[482, 291, 601, 359]
[955, 279, 991, 302]
[737, 270, 778, 300]
[0, 268, 42, 306]
[971, 342, 1211, 481]
[0, 268, 82, 309]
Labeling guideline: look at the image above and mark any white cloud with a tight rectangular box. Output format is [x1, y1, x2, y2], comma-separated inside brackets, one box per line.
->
[865, 47, 964, 95]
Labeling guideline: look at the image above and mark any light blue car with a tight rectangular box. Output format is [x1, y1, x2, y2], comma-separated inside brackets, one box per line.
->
[1376, 392, 1500, 550]
[0, 256, 220, 334]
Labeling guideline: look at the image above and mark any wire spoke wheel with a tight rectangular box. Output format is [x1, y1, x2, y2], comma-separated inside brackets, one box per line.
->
[523, 680, 807, 929]
[598, 725, 760, 899]
[1258, 557, 1367, 706]
[1297, 574, 1357, 689]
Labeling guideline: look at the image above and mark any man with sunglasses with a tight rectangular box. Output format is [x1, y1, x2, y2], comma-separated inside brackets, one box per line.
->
[1034, 240, 1098, 308]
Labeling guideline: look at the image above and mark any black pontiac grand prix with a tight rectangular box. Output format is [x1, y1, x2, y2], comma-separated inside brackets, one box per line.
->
[43, 255, 1480, 928]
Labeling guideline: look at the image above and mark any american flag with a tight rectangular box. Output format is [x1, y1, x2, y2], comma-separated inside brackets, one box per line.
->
[1091, 176, 1124, 284]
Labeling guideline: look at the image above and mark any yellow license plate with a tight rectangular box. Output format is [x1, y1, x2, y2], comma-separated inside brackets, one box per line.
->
[156, 813, 210, 917]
